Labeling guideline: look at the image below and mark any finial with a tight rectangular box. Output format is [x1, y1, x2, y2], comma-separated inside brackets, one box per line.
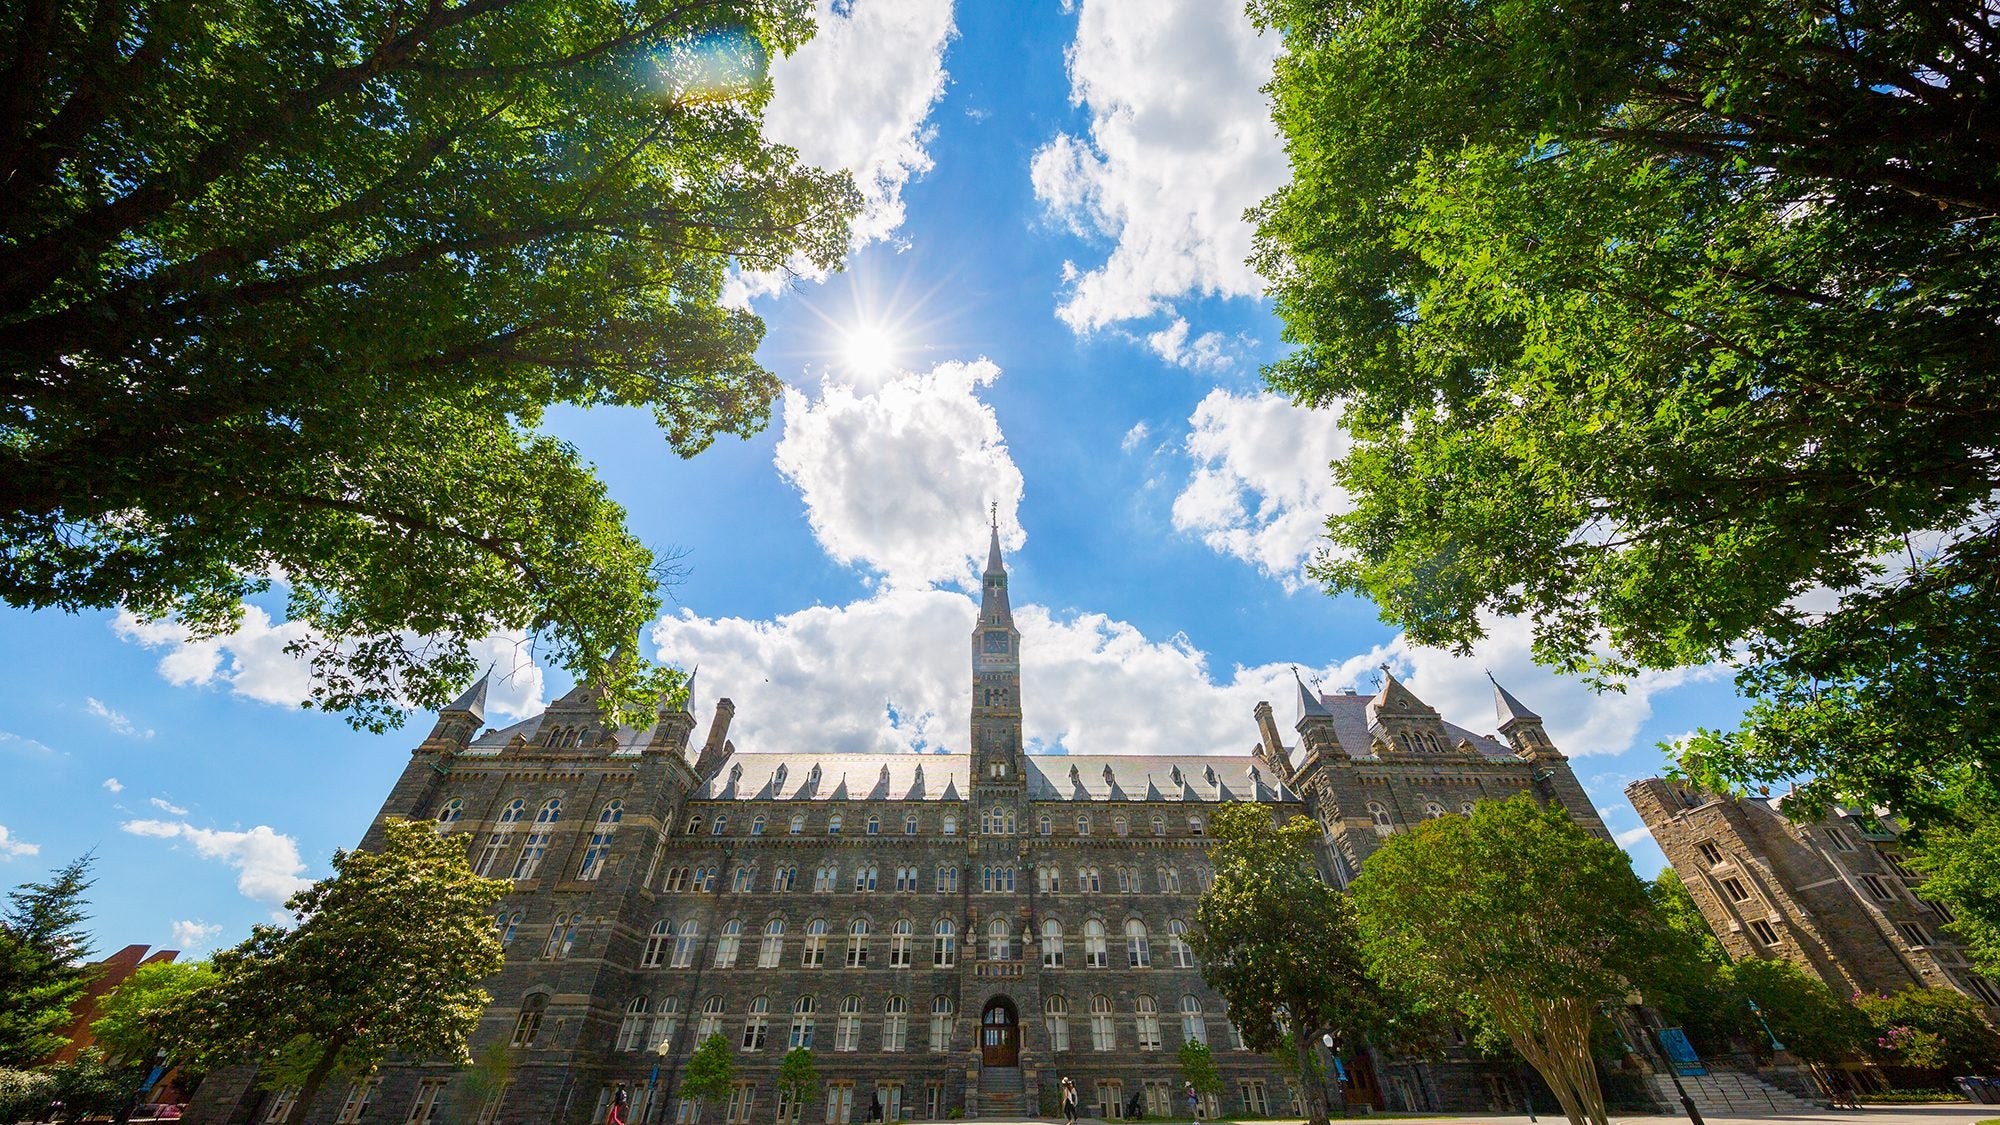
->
[989, 500, 998, 530]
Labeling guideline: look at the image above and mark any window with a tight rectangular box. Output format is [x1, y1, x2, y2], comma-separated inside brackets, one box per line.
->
[987, 918, 1013, 961]
[651, 998, 680, 1053]
[774, 866, 797, 892]
[1827, 826, 1857, 851]
[1125, 919, 1151, 968]
[1193, 867, 1214, 892]
[835, 996, 863, 1052]
[1144, 1082, 1173, 1119]
[803, 919, 829, 968]
[1159, 867, 1181, 894]
[406, 1080, 447, 1125]
[936, 865, 959, 893]
[942, 814, 958, 836]
[1090, 995, 1115, 1051]
[890, 919, 913, 968]
[543, 913, 578, 960]
[1896, 922, 1931, 947]
[883, 996, 909, 1052]
[712, 814, 728, 836]
[507, 796, 558, 877]
[751, 815, 766, 836]
[686, 816, 703, 837]
[336, 1078, 381, 1124]
[814, 865, 839, 893]
[731, 866, 756, 893]
[1965, 974, 2000, 1007]
[694, 866, 717, 892]
[264, 1090, 299, 1124]
[867, 816, 880, 836]
[846, 919, 870, 967]
[1696, 840, 1725, 866]
[1180, 995, 1206, 1045]
[1115, 816, 1129, 837]
[1367, 803, 1392, 835]
[672, 920, 701, 968]
[1042, 920, 1065, 968]
[1038, 866, 1062, 894]
[1077, 815, 1091, 836]
[758, 919, 785, 968]
[1168, 920, 1194, 968]
[1084, 920, 1108, 968]
[1039, 815, 1053, 836]
[743, 995, 771, 1051]
[1861, 874, 1896, 902]
[859, 865, 881, 892]
[1459, 801, 1477, 815]
[1044, 995, 1070, 1051]
[825, 1083, 854, 1125]
[1239, 1081, 1268, 1117]
[697, 996, 725, 1041]
[828, 814, 843, 836]
[1188, 815, 1204, 836]
[1114, 867, 1134, 893]
[1079, 866, 1102, 893]
[929, 997, 955, 1052]
[511, 995, 548, 1047]
[726, 1085, 755, 1125]
[496, 910, 523, 948]
[715, 920, 743, 968]
[435, 799, 464, 830]
[477, 799, 526, 876]
[1884, 852, 1918, 878]
[1934, 900, 1959, 925]
[933, 919, 957, 967]
[1095, 1082, 1124, 1120]
[778, 1087, 803, 1125]
[1720, 877, 1752, 902]
[895, 866, 918, 892]
[790, 814, 806, 835]
[905, 813, 919, 835]
[981, 865, 1015, 893]
[1135, 996, 1162, 1050]
[664, 867, 691, 893]
[617, 997, 652, 1051]
[1152, 815, 1166, 837]
[642, 921, 672, 968]
[1744, 918, 1777, 944]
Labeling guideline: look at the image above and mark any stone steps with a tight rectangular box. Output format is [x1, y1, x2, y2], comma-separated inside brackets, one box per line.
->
[1649, 1070, 1824, 1115]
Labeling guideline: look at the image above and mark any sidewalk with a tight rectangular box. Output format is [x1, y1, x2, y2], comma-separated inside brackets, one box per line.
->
[1046, 1108, 1995, 1125]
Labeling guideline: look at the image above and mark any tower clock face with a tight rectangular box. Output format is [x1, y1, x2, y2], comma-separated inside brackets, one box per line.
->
[982, 631, 1010, 654]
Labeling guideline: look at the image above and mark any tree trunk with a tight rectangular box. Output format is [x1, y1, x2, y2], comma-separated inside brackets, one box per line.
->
[1291, 1033, 1328, 1125]
[286, 1037, 349, 1125]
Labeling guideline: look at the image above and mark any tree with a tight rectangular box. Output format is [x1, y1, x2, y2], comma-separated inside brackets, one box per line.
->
[1177, 1039, 1222, 1113]
[1908, 803, 2000, 981]
[1856, 988, 2000, 1074]
[774, 1048, 816, 1125]
[1725, 959, 1869, 1067]
[0, 0, 860, 731]
[88, 959, 217, 1068]
[0, 854, 95, 1065]
[678, 1033, 735, 1122]
[162, 820, 508, 1121]
[1190, 802, 1390, 1125]
[1349, 797, 1679, 1125]
[1246, 0, 2000, 824]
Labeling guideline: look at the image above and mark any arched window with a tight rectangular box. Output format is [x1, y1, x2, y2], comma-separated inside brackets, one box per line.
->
[1041, 919, 1065, 968]
[789, 814, 806, 835]
[1039, 814, 1053, 836]
[1084, 920, 1108, 968]
[542, 912, 578, 959]
[577, 800, 623, 880]
[789, 996, 816, 1049]
[1079, 866, 1102, 893]
[1459, 801, 1477, 816]
[1367, 802, 1393, 835]
[711, 814, 728, 836]
[686, 814, 703, 836]
[1115, 867, 1135, 893]
[828, 814, 843, 836]
[697, 995, 725, 1040]
[854, 864, 878, 892]
[890, 919, 913, 968]
[693, 866, 716, 892]
[1135, 995, 1162, 1050]
[715, 919, 743, 968]
[751, 814, 767, 836]
[671, 920, 701, 968]
[933, 919, 957, 967]
[1125, 919, 1151, 968]
[1151, 815, 1165, 836]
[1180, 995, 1207, 1046]
[641, 920, 671, 968]
[802, 919, 829, 968]
[935, 865, 959, 893]
[1423, 801, 1446, 820]
[866, 815, 881, 836]
[987, 917, 1012, 961]
[617, 997, 651, 1051]
[835, 995, 863, 1052]
[1114, 816, 1129, 837]
[928, 996, 955, 1052]
[1168, 920, 1194, 968]
[651, 996, 680, 1053]
[1043, 994, 1071, 1051]
[512, 798, 561, 880]
[1077, 814, 1091, 836]
[510, 994, 547, 1047]
[477, 798, 526, 877]
[1037, 865, 1062, 894]
[883, 996, 909, 1052]
[1089, 995, 1115, 1051]
[758, 919, 785, 968]
[813, 864, 839, 893]
[1160, 867, 1182, 894]
[846, 919, 870, 968]
[942, 813, 958, 836]
[1187, 814, 1205, 836]
[496, 910, 524, 947]
[743, 996, 770, 1051]
[435, 798, 464, 829]
[774, 864, 797, 892]
[731, 865, 755, 893]
[904, 813, 919, 835]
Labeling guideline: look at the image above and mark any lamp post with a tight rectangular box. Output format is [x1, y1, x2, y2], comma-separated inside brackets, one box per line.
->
[1320, 1034, 1348, 1120]
[1746, 998, 1787, 1054]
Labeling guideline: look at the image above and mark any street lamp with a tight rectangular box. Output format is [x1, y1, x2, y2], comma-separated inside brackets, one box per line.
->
[1319, 1034, 1348, 1120]
[1746, 998, 1787, 1054]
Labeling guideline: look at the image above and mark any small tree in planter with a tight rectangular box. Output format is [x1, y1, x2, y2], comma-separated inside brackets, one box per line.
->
[776, 1048, 817, 1125]
[1179, 1040, 1223, 1117]
[678, 1034, 736, 1123]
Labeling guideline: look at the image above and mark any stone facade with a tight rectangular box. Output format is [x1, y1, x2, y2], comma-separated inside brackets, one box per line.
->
[1627, 778, 2000, 1018]
[192, 530, 1616, 1125]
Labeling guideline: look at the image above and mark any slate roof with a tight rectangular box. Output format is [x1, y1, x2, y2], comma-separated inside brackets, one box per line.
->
[1287, 691, 1515, 770]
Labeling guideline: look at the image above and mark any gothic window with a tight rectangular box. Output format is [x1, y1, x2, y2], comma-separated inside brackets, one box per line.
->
[1367, 803, 1392, 836]
[663, 867, 689, 892]
[1084, 920, 1108, 968]
[1077, 814, 1091, 836]
[577, 800, 623, 880]
[711, 815, 727, 836]
[1151, 815, 1165, 837]
[933, 919, 957, 967]
[697, 996, 725, 1041]
[1193, 867, 1214, 892]
[694, 866, 716, 892]
[477, 799, 525, 877]
[866, 815, 880, 836]
[828, 814, 843, 836]
[789, 997, 816, 1049]
[1114, 816, 1129, 837]
[1089, 995, 1115, 1051]
[1422, 802, 1446, 820]
[1168, 920, 1194, 968]
[1459, 801, 1477, 815]
[835, 996, 863, 1052]
[496, 910, 523, 947]
[803, 919, 829, 968]
[929, 997, 955, 1052]
[731, 866, 755, 893]
[904, 813, 919, 835]
[1160, 867, 1182, 894]
[987, 918, 1012, 961]
[814, 865, 839, 893]
[895, 866, 918, 892]
[652, 997, 680, 1053]
[846, 919, 870, 968]
[617, 997, 651, 1051]
[1044, 995, 1071, 1051]
[510, 995, 547, 1047]
[715, 920, 743, 968]
[1180, 996, 1207, 1046]
[686, 815, 703, 836]
[1187, 815, 1205, 836]
[980, 865, 1015, 893]
[1042, 920, 1065, 968]
[1135, 996, 1162, 1050]
[671, 920, 701, 968]
[1037, 866, 1062, 894]
[751, 815, 766, 836]
[1126, 919, 1151, 968]
[890, 919, 913, 967]
[789, 814, 806, 835]
[942, 813, 958, 836]
[436, 798, 464, 829]
[512, 799, 561, 879]
[1115, 867, 1135, 893]
[743, 996, 770, 1051]
[936, 865, 959, 893]
[773, 866, 797, 892]
[1039, 815, 1052, 836]
[542, 913, 578, 960]
[641, 920, 671, 968]
[758, 920, 785, 968]
[883, 997, 908, 1052]
[854, 865, 879, 892]
[774, 764, 789, 790]
[1078, 866, 1102, 893]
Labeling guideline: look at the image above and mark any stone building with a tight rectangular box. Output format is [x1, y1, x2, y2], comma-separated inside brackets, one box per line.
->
[193, 528, 1614, 1125]
[1627, 778, 2000, 1018]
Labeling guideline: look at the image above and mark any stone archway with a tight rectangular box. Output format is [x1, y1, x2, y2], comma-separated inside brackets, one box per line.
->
[980, 996, 1020, 1067]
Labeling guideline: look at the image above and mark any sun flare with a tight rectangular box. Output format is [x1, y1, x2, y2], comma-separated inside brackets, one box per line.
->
[838, 323, 900, 378]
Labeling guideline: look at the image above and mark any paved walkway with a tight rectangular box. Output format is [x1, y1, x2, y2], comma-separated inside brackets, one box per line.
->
[1040, 1108, 1996, 1125]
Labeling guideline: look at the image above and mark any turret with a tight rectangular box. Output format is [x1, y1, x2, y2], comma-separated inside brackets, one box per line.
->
[691, 698, 736, 781]
[1491, 674, 1557, 758]
[647, 675, 698, 754]
[970, 509, 1024, 784]
[418, 673, 488, 754]
[1293, 670, 1342, 763]
[1253, 700, 1295, 782]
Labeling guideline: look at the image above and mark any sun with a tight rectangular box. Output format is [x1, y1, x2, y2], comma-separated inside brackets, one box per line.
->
[838, 322, 900, 378]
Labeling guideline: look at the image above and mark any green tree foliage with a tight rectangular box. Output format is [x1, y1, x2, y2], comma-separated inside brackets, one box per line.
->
[0, 854, 95, 1065]
[1909, 804, 2000, 981]
[1350, 797, 1679, 1125]
[162, 820, 508, 1121]
[679, 1033, 735, 1116]
[1190, 802, 1389, 1125]
[1177, 1039, 1222, 1104]
[1728, 959, 1870, 1066]
[88, 959, 217, 1068]
[0, 1067, 55, 1124]
[775, 1048, 816, 1125]
[0, 0, 860, 730]
[457, 1043, 513, 1125]
[43, 1051, 140, 1122]
[1247, 0, 2000, 823]
[1856, 988, 2000, 1074]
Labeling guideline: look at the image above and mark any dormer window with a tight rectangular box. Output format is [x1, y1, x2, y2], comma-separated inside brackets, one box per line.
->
[1170, 766, 1185, 787]
[1204, 765, 1218, 787]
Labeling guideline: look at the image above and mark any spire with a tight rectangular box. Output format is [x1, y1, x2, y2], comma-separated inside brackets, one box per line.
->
[977, 506, 1013, 626]
[1294, 666, 1332, 722]
[1488, 671, 1542, 725]
[443, 672, 489, 725]
[985, 502, 1005, 575]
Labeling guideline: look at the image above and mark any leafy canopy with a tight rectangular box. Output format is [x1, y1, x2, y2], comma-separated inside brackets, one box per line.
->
[1908, 801, 2000, 982]
[89, 959, 217, 1069]
[0, 0, 859, 730]
[1856, 987, 2000, 1073]
[1248, 0, 2000, 821]
[0, 854, 96, 1066]
[681, 1033, 736, 1105]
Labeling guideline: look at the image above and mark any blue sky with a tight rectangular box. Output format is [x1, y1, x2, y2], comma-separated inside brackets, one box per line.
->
[0, 1, 1747, 957]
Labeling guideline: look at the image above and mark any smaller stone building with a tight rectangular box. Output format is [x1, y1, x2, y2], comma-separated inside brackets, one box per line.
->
[1627, 778, 2000, 1017]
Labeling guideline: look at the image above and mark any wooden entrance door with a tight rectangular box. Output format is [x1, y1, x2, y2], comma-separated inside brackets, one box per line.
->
[980, 999, 1019, 1066]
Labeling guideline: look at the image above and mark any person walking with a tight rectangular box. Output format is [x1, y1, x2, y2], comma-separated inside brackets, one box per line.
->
[608, 1084, 630, 1125]
[1060, 1078, 1079, 1125]
[1183, 1082, 1199, 1123]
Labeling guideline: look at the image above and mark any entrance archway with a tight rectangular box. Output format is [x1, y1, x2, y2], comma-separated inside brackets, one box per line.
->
[980, 997, 1020, 1067]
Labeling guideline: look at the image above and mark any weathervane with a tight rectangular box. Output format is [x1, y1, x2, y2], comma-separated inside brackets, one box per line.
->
[989, 500, 997, 529]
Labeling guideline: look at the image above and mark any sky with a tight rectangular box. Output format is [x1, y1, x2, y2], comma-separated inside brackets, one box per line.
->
[0, 0, 1749, 959]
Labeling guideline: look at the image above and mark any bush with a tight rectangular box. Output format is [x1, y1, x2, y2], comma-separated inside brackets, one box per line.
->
[0, 1069, 56, 1125]
[1856, 988, 2000, 1072]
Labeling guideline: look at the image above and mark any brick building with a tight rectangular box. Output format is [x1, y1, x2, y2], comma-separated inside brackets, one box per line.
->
[192, 528, 1613, 1125]
[1627, 778, 2000, 1017]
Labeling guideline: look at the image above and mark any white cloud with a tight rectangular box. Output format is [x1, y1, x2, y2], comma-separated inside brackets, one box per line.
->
[773, 358, 1025, 588]
[1120, 422, 1150, 453]
[85, 697, 153, 739]
[170, 919, 224, 951]
[1616, 826, 1654, 848]
[1031, 1, 1287, 331]
[121, 819, 311, 906]
[149, 796, 190, 816]
[1142, 317, 1235, 372]
[0, 731, 57, 756]
[0, 825, 39, 860]
[102, 777, 124, 794]
[1170, 389, 1350, 587]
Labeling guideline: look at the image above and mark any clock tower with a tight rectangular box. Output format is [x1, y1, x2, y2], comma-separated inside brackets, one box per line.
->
[971, 509, 1024, 786]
